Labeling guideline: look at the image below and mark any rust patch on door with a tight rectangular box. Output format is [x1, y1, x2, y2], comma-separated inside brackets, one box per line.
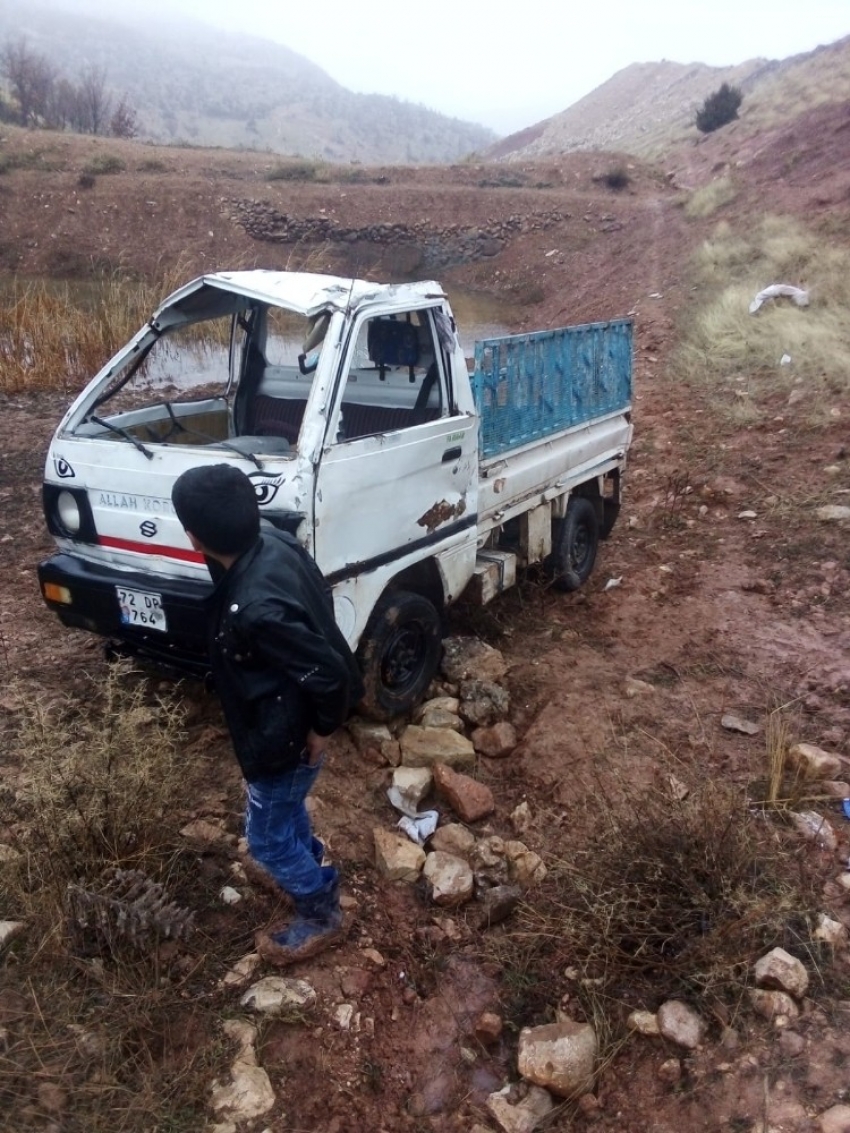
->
[417, 496, 467, 534]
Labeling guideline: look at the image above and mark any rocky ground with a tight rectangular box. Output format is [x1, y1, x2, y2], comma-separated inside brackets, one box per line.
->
[1, 110, 850, 1131]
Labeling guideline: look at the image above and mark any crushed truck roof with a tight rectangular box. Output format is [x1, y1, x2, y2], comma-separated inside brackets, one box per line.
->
[153, 270, 447, 325]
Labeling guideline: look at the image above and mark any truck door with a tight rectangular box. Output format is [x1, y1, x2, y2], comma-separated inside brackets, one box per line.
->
[312, 306, 478, 583]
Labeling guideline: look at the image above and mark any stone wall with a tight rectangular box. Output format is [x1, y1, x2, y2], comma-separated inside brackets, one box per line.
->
[224, 199, 566, 271]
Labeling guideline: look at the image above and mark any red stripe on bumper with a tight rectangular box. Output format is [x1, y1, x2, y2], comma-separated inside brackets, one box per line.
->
[99, 535, 205, 564]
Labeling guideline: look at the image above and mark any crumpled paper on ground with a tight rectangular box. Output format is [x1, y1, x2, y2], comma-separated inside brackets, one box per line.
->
[387, 786, 439, 845]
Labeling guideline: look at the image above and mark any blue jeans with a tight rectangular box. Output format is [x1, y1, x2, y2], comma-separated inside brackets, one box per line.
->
[245, 753, 326, 899]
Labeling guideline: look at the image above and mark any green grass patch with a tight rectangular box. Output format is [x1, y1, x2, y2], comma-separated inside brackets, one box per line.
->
[82, 153, 127, 175]
[264, 159, 322, 182]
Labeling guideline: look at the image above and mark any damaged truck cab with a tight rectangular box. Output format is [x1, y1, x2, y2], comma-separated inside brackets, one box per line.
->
[38, 270, 633, 718]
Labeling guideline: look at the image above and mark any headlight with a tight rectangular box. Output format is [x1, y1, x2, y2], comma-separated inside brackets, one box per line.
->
[57, 490, 82, 534]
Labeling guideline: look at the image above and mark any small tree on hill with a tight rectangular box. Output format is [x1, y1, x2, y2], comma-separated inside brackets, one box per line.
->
[696, 82, 743, 134]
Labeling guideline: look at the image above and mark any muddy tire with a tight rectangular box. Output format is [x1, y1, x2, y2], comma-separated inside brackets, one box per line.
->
[356, 590, 442, 721]
[548, 497, 600, 592]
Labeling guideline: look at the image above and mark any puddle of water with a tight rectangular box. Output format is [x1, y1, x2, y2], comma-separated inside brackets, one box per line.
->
[442, 287, 514, 355]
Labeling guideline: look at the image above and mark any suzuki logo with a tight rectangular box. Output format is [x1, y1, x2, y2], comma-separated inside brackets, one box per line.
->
[139, 520, 157, 538]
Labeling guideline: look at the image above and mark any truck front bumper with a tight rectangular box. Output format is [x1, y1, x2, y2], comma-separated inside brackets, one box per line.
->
[38, 552, 213, 677]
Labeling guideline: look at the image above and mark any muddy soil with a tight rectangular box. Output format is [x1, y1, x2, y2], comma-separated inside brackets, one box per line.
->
[1, 113, 850, 1131]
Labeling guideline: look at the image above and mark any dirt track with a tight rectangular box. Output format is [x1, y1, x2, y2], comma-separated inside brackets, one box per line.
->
[2, 116, 850, 1130]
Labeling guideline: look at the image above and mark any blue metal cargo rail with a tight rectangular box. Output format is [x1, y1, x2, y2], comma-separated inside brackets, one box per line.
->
[472, 319, 633, 459]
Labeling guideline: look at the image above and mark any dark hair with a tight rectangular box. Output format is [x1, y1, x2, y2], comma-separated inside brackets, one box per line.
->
[172, 464, 260, 556]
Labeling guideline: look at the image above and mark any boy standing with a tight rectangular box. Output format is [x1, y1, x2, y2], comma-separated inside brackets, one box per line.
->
[172, 464, 363, 965]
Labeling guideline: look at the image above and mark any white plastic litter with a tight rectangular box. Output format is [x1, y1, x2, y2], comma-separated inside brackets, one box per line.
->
[397, 812, 439, 846]
[749, 284, 810, 314]
[603, 577, 622, 592]
[387, 785, 439, 845]
[780, 353, 792, 366]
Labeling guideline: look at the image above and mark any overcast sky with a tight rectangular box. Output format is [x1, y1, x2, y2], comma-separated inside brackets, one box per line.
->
[55, 0, 850, 133]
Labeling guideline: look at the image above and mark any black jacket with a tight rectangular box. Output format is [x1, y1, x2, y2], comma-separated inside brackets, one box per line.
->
[206, 528, 364, 782]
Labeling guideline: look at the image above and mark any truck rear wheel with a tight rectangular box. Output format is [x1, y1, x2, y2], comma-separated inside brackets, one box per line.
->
[356, 590, 443, 720]
[548, 497, 600, 592]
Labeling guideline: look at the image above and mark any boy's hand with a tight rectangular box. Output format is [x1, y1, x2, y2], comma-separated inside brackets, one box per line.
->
[306, 729, 330, 764]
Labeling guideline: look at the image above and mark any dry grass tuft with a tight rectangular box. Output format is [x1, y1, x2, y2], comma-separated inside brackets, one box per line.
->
[0, 664, 240, 1130]
[9, 663, 187, 902]
[0, 260, 193, 395]
[684, 175, 738, 219]
[676, 215, 850, 422]
[489, 771, 824, 1047]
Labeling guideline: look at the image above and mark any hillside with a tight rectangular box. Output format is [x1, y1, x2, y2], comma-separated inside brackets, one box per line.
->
[0, 2, 495, 164]
[489, 33, 850, 161]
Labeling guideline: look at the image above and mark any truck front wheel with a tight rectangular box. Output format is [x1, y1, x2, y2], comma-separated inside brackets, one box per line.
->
[356, 590, 443, 720]
[548, 497, 600, 592]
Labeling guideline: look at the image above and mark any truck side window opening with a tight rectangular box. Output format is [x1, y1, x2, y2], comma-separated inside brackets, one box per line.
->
[236, 307, 329, 443]
[336, 310, 444, 442]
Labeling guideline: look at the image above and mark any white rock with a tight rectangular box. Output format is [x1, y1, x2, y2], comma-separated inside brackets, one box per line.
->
[814, 914, 847, 947]
[390, 766, 433, 811]
[505, 841, 547, 886]
[0, 922, 24, 951]
[787, 743, 842, 781]
[220, 953, 261, 989]
[334, 1003, 355, 1030]
[347, 718, 392, 753]
[817, 506, 850, 523]
[721, 713, 760, 736]
[430, 823, 476, 857]
[441, 636, 508, 683]
[789, 810, 838, 850]
[510, 801, 532, 835]
[627, 1010, 660, 1035]
[240, 976, 316, 1015]
[517, 1019, 597, 1098]
[414, 696, 461, 720]
[818, 1104, 850, 1133]
[373, 828, 426, 881]
[422, 851, 474, 906]
[656, 1000, 705, 1049]
[485, 1084, 555, 1133]
[399, 726, 476, 769]
[749, 989, 799, 1020]
[220, 886, 243, 906]
[210, 1020, 275, 1121]
[754, 947, 809, 998]
[418, 707, 465, 731]
[658, 1058, 682, 1084]
[625, 678, 655, 697]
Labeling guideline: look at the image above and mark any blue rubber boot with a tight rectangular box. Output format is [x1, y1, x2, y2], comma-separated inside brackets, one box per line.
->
[256, 867, 343, 966]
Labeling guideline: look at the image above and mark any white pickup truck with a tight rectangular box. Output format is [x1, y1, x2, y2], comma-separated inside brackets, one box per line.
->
[38, 270, 633, 717]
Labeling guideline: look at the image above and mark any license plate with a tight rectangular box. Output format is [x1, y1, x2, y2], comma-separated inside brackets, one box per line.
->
[116, 587, 167, 632]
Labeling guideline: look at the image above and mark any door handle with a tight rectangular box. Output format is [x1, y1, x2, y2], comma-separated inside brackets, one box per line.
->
[442, 446, 462, 463]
